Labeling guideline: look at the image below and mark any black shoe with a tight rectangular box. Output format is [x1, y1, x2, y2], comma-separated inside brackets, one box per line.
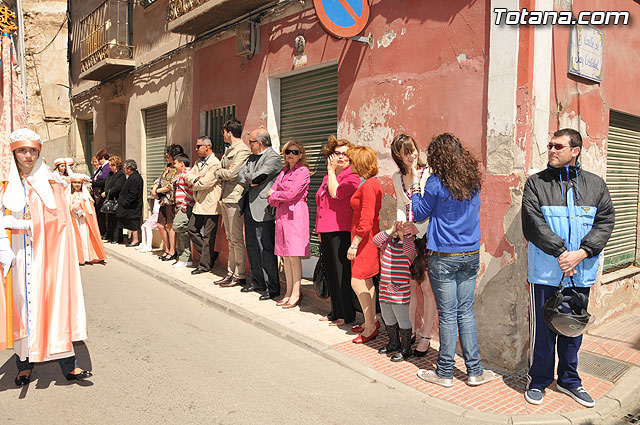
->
[259, 293, 279, 301]
[161, 253, 178, 262]
[241, 285, 265, 293]
[66, 370, 93, 381]
[191, 268, 209, 275]
[15, 373, 31, 386]
[125, 242, 141, 248]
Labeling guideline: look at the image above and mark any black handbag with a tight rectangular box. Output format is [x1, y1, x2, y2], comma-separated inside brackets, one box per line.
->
[100, 191, 118, 214]
[312, 253, 330, 299]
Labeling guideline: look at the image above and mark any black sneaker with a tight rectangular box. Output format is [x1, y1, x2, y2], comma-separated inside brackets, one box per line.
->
[557, 385, 595, 408]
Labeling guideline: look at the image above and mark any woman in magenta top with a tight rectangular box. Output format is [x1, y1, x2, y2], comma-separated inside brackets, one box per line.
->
[315, 136, 361, 326]
[347, 146, 383, 344]
[267, 140, 310, 309]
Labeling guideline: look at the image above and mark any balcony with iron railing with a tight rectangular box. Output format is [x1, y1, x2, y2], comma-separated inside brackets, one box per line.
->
[167, 0, 273, 35]
[79, 0, 135, 81]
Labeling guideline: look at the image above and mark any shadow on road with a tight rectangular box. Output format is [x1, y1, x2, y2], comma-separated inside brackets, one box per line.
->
[0, 342, 94, 394]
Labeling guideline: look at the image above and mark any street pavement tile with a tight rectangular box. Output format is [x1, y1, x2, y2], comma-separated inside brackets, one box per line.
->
[331, 332, 616, 415]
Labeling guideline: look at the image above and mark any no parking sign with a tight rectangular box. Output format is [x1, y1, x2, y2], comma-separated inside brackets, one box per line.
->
[313, 0, 370, 38]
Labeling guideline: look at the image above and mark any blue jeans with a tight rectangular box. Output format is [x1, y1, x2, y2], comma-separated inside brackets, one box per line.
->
[428, 252, 483, 378]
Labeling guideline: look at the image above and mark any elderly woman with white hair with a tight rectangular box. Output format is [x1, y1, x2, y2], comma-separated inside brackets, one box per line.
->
[0, 128, 92, 386]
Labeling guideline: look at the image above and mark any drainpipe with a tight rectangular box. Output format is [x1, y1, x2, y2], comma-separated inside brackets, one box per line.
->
[16, 0, 27, 115]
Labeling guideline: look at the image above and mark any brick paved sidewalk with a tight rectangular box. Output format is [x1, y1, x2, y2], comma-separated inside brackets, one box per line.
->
[103, 244, 640, 424]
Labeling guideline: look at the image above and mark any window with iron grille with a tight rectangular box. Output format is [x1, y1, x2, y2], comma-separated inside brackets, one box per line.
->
[203, 105, 235, 155]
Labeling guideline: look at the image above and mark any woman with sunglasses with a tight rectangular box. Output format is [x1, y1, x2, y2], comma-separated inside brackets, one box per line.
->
[314, 136, 360, 326]
[266, 141, 311, 309]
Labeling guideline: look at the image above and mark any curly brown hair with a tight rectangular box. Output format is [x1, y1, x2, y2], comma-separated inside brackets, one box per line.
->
[427, 133, 481, 201]
[322, 135, 354, 158]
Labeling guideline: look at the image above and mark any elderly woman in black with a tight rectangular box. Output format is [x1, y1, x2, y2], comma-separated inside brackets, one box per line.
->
[102, 156, 126, 244]
[116, 159, 144, 246]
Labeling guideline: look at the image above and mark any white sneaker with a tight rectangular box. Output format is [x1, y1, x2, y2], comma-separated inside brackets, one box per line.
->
[417, 369, 453, 387]
[468, 369, 496, 386]
[138, 247, 152, 253]
[173, 261, 193, 268]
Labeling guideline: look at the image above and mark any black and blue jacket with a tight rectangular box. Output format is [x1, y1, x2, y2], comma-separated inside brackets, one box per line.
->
[522, 164, 615, 287]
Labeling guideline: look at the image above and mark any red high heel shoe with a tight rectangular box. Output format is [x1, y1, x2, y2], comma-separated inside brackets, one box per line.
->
[351, 321, 380, 334]
[352, 327, 379, 344]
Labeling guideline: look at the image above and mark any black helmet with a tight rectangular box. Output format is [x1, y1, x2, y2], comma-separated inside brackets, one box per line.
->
[542, 279, 594, 338]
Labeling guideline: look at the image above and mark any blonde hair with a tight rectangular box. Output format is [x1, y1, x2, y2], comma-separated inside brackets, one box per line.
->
[347, 146, 378, 179]
[281, 140, 308, 168]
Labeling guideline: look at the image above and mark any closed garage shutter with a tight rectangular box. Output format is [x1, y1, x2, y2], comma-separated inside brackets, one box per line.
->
[604, 111, 640, 272]
[280, 65, 338, 252]
[144, 104, 168, 195]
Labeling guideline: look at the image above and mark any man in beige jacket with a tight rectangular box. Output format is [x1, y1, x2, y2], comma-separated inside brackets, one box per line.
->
[215, 119, 251, 287]
[185, 136, 222, 275]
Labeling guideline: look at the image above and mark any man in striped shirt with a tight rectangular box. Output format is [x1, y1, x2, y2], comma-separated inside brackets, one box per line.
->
[172, 154, 195, 268]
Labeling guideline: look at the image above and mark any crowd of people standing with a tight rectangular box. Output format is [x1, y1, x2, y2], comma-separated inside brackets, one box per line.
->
[76, 120, 613, 406]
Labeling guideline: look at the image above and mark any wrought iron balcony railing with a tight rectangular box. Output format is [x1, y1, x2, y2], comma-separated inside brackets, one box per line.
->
[79, 0, 133, 75]
[168, 0, 208, 22]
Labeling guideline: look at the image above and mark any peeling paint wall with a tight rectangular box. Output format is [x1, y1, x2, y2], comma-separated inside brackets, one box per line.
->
[21, 0, 71, 163]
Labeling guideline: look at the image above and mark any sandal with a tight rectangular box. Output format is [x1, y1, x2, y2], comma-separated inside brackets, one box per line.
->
[414, 336, 432, 357]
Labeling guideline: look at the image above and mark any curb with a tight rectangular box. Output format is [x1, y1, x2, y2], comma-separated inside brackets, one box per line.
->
[105, 247, 636, 425]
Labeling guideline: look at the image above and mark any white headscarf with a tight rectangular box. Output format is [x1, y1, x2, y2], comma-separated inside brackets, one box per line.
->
[3, 128, 57, 212]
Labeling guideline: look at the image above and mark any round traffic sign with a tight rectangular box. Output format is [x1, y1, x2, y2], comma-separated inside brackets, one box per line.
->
[313, 0, 370, 38]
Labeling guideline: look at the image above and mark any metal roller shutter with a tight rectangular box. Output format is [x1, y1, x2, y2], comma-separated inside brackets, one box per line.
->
[279, 65, 338, 252]
[604, 111, 640, 271]
[144, 104, 168, 195]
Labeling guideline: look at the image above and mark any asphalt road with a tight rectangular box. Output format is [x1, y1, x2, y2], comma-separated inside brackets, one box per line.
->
[0, 256, 471, 425]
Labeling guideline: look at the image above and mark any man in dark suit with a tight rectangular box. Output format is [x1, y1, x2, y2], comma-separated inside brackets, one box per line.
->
[238, 128, 282, 300]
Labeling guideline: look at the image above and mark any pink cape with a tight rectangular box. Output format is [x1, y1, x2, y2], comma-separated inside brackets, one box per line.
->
[0, 179, 88, 361]
[70, 192, 107, 264]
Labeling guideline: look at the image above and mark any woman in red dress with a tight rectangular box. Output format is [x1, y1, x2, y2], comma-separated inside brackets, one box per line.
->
[347, 146, 383, 343]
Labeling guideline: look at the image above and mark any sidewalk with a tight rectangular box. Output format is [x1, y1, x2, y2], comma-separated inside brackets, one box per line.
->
[104, 244, 640, 424]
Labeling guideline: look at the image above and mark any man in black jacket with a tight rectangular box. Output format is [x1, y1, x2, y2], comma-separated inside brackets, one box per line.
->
[521, 128, 614, 407]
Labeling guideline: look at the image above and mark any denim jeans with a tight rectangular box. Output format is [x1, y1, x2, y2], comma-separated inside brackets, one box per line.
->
[428, 252, 483, 378]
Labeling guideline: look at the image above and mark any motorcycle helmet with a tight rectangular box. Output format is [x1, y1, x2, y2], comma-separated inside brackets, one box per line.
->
[542, 280, 594, 338]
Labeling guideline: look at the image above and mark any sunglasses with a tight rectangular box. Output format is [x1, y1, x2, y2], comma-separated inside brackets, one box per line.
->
[285, 149, 300, 155]
[195, 144, 204, 148]
[547, 143, 570, 151]
[249, 139, 259, 144]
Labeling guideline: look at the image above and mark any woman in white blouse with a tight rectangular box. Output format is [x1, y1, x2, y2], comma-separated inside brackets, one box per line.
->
[390, 133, 438, 357]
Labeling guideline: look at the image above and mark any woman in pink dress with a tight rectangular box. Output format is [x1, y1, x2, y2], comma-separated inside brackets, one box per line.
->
[267, 140, 311, 309]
